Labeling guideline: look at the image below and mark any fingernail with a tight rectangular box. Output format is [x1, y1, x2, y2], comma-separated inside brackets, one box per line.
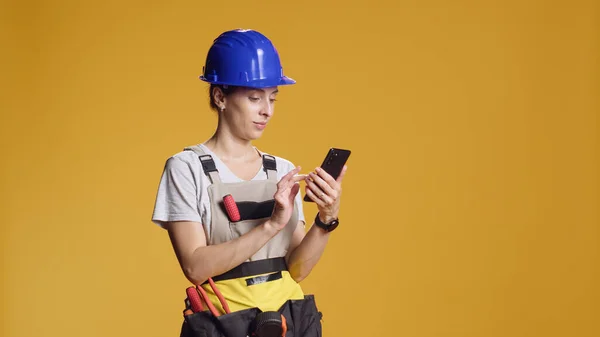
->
[315, 167, 321, 172]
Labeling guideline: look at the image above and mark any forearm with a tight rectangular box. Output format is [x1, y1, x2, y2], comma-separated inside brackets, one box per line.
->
[286, 223, 331, 282]
[185, 221, 279, 284]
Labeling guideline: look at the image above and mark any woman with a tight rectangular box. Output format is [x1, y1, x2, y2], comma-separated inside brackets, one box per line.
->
[151, 29, 347, 337]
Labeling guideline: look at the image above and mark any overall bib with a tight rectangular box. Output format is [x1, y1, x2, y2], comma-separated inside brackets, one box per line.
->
[179, 145, 323, 337]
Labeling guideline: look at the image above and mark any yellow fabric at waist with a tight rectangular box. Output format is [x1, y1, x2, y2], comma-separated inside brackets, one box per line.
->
[199, 270, 304, 314]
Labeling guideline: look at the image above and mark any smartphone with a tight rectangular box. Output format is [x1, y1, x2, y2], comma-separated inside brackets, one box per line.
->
[304, 148, 351, 202]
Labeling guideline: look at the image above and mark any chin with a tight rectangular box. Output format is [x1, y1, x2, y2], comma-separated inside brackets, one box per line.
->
[249, 130, 265, 140]
[243, 133, 262, 141]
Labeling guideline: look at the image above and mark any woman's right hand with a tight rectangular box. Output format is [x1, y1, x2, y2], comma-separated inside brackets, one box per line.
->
[267, 166, 305, 232]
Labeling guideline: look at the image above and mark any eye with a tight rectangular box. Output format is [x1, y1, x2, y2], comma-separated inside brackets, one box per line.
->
[270, 98, 277, 103]
[249, 97, 260, 102]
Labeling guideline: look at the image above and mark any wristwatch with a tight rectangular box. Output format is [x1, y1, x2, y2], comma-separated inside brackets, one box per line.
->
[314, 213, 339, 232]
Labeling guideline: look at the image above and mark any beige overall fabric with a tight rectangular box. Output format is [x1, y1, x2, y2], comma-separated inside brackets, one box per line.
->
[184, 145, 299, 261]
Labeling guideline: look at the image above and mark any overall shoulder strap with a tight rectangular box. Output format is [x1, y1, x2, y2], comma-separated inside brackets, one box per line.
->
[183, 145, 221, 184]
[262, 154, 278, 182]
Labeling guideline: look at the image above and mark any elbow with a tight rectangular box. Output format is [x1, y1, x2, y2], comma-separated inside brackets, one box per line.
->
[291, 273, 307, 283]
[291, 270, 311, 283]
[183, 265, 208, 285]
[180, 247, 211, 285]
[286, 255, 311, 283]
[288, 264, 310, 283]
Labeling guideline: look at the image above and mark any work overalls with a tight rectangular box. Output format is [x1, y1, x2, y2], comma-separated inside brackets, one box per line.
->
[179, 145, 323, 337]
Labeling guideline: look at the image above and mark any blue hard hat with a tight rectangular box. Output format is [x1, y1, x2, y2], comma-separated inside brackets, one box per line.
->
[199, 29, 295, 88]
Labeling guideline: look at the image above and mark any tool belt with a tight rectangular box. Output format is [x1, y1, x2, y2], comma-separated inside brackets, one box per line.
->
[180, 258, 323, 337]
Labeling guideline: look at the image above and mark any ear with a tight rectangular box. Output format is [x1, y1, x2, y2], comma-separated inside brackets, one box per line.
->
[212, 86, 226, 110]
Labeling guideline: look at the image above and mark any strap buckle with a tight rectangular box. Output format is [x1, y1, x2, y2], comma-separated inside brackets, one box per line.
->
[262, 154, 277, 172]
[199, 154, 217, 174]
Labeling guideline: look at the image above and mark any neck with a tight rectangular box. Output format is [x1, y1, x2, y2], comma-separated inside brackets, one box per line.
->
[204, 123, 258, 161]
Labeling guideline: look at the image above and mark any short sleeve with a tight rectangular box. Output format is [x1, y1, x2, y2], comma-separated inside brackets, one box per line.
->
[151, 156, 202, 228]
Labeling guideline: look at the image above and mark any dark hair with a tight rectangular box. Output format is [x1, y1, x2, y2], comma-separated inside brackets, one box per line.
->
[209, 84, 237, 112]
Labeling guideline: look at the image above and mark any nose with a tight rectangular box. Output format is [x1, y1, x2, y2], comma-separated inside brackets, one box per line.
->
[260, 100, 273, 117]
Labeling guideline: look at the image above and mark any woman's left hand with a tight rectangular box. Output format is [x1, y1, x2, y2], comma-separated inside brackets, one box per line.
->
[304, 165, 348, 223]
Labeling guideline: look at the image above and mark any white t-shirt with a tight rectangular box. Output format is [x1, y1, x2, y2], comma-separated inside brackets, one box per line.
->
[151, 144, 306, 240]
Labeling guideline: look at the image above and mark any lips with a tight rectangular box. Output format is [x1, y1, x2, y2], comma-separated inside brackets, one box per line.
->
[254, 121, 267, 130]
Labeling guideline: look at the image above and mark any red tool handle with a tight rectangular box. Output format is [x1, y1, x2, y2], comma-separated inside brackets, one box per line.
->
[281, 314, 288, 336]
[196, 284, 222, 317]
[186, 286, 204, 313]
[190, 277, 232, 317]
[208, 277, 231, 314]
[223, 194, 241, 222]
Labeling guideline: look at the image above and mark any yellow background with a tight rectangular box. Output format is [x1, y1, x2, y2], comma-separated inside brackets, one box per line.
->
[1, 0, 598, 336]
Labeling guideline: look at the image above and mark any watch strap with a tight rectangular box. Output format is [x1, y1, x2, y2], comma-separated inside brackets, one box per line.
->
[314, 213, 339, 232]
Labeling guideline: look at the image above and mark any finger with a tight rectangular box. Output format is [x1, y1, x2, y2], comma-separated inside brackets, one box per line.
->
[305, 179, 334, 205]
[304, 176, 323, 194]
[280, 166, 301, 183]
[335, 165, 348, 184]
[288, 183, 300, 203]
[277, 166, 302, 190]
[275, 172, 305, 201]
[307, 172, 336, 197]
[304, 185, 327, 207]
[292, 174, 308, 182]
[315, 167, 338, 187]
[283, 172, 306, 192]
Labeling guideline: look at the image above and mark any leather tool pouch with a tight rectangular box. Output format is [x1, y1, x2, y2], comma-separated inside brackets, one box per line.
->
[180, 295, 323, 337]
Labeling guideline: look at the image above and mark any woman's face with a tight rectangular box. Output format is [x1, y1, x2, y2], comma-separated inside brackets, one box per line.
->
[219, 86, 279, 140]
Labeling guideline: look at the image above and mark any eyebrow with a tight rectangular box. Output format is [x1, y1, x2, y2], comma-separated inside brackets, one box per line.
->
[252, 89, 279, 95]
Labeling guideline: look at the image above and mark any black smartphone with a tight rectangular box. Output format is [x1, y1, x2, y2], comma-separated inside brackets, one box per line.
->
[304, 148, 351, 202]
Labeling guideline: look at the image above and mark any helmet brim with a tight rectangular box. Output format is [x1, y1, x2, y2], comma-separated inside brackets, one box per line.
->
[199, 75, 296, 88]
